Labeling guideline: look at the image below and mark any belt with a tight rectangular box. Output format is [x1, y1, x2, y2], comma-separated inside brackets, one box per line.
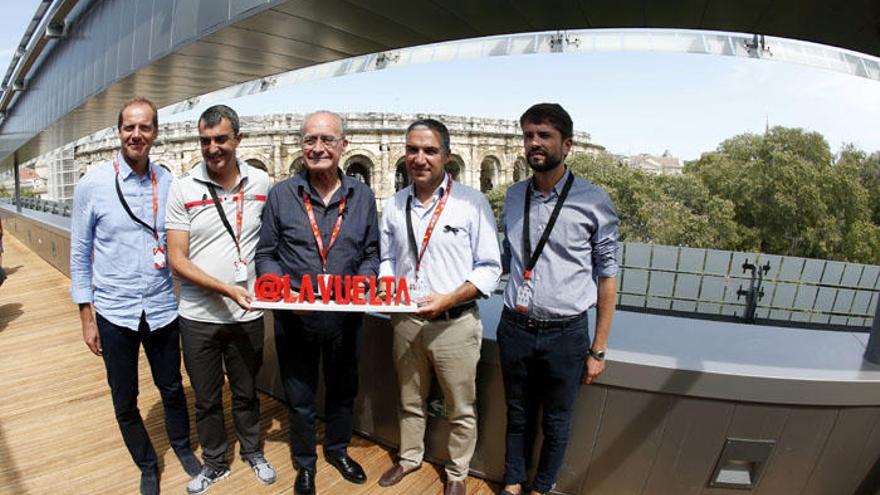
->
[424, 301, 477, 321]
[501, 306, 586, 333]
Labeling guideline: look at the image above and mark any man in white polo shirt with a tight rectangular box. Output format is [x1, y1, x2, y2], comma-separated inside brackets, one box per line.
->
[166, 105, 275, 495]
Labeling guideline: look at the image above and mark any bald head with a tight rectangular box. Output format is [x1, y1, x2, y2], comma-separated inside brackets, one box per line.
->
[301, 111, 345, 137]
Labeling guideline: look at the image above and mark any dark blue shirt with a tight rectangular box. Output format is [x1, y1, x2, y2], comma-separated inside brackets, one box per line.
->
[255, 170, 379, 288]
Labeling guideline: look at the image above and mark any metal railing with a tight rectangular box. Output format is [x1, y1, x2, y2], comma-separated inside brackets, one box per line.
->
[617, 243, 878, 330]
[2, 196, 71, 216]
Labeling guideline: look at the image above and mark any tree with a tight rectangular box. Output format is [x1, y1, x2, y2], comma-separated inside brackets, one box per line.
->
[688, 127, 878, 263]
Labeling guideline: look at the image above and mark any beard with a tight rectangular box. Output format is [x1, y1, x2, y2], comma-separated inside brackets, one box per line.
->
[527, 150, 564, 173]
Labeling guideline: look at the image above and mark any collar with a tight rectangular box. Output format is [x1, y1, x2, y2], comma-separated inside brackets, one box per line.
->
[408, 172, 451, 207]
[115, 151, 151, 180]
[191, 158, 248, 189]
[530, 166, 571, 198]
[294, 167, 354, 204]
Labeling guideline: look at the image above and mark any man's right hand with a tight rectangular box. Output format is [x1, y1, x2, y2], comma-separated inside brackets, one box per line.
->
[79, 305, 101, 356]
[226, 284, 253, 310]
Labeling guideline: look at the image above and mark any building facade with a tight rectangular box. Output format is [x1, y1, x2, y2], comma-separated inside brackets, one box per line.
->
[71, 112, 602, 205]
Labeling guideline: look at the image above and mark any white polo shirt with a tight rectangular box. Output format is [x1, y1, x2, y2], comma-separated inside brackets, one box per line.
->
[166, 159, 270, 324]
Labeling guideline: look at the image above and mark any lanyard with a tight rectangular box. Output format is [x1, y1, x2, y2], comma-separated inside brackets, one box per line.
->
[406, 174, 453, 274]
[206, 183, 245, 259]
[302, 189, 348, 271]
[522, 171, 575, 280]
[113, 157, 159, 243]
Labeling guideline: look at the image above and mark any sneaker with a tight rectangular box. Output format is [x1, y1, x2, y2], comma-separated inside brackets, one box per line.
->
[186, 465, 230, 495]
[244, 453, 277, 485]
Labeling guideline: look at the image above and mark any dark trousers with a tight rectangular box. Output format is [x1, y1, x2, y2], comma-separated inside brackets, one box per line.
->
[96, 313, 192, 474]
[497, 308, 591, 493]
[179, 316, 264, 470]
[274, 310, 361, 470]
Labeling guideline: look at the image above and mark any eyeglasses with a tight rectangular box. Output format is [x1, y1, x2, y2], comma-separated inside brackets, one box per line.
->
[303, 134, 344, 148]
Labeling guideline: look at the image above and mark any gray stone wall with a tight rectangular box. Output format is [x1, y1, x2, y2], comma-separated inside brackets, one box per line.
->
[73, 112, 603, 204]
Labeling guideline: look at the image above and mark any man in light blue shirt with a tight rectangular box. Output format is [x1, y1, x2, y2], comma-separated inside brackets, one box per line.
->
[498, 103, 619, 495]
[378, 118, 501, 495]
[70, 97, 200, 495]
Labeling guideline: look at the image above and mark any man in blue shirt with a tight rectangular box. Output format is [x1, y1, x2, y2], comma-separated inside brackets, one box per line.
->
[377, 118, 501, 495]
[498, 103, 619, 495]
[70, 98, 200, 495]
[255, 111, 379, 495]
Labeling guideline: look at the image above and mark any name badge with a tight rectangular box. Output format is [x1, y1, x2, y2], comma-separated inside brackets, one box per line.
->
[515, 278, 534, 313]
[152, 246, 167, 270]
[233, 259, 249, 283]
[409, 276, 430, 307]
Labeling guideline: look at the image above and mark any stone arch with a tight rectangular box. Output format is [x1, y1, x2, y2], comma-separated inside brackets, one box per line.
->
[289, 155, 304, 175]
[245, 158, 268, 172]
[480, 155, 501, 192]
[343, 153, 375, 187]
[187, 156, 202, 171]
[446, 154, 465, 182]
[513, 156, 529, 182]
[394, 156, 409, 192]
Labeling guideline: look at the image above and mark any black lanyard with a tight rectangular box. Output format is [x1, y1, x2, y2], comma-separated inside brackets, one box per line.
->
[113, 162, 158, 240]
[522, 171, 575, 276]
[206, 183, 242, 256]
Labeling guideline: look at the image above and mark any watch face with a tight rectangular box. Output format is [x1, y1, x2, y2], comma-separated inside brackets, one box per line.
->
[593, 350, 606, 360]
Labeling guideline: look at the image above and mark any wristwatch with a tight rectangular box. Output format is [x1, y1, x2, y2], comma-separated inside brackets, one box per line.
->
[589, 348, 606, 361]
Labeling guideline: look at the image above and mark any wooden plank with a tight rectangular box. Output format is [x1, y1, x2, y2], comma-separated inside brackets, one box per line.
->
[0, 235, 497, 494]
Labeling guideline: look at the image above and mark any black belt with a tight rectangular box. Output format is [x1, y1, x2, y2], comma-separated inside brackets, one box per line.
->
[501, 306, 586, 332]
[424, 301, 477, 321]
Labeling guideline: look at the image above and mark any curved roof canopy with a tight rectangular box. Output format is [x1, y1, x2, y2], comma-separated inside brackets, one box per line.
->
[1, 0, 878, 165]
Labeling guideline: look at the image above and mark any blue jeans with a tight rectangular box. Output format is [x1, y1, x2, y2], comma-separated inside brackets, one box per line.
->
[96, 313, 191, 474]
[497, 307, 590, 493]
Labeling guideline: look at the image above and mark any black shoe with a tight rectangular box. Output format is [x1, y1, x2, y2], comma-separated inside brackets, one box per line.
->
[140, 470, 159, 495]
[326, 454, 367, 484]
[294, 467, 315, 495]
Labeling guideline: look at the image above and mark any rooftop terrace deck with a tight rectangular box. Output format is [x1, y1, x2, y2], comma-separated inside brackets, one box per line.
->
[0, 235, 498, 494]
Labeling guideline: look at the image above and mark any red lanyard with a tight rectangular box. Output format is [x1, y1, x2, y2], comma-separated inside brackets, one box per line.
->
[406, 174, 453, 273]
[233, 188, 244, 258]
[302, 190, 347, 271]
[113, 157, 159, 243]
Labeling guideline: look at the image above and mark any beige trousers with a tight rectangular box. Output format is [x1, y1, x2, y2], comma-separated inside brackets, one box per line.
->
[391, 309, 482, 481]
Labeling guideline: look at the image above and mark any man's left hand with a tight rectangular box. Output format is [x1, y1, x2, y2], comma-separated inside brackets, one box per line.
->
[583, 356, 605, 385]
[415, 292, 454, 320]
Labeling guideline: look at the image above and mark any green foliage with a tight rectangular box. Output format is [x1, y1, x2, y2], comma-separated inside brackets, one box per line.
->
[487, 128, 878, 264]
[569, 152, 743, 249]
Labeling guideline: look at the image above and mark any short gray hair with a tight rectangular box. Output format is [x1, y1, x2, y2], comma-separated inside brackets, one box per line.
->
[301, 110, 346, 137]
[199, 105, 241, 135]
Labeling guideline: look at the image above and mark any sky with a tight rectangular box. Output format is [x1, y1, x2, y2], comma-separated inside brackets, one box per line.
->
[2, 1, 879, 161]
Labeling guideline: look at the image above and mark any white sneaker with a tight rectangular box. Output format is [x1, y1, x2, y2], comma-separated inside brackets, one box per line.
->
[244, 453, 276, 485]
[186, 465, 230, 495]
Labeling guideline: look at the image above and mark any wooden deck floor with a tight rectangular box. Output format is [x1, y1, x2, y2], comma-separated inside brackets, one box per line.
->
[0, 235, 499, 495]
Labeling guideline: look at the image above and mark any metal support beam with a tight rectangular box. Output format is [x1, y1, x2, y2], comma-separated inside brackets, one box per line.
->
[13, 150, 21, 213]
[865, 296, 880, 364]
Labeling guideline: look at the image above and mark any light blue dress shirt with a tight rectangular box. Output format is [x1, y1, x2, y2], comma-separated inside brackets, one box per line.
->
[70, 153, 177, 331]
[379, 174, 501, 298]
[501, 168, 619, 319]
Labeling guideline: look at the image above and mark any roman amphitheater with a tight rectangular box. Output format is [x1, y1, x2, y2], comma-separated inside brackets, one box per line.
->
[70, 112, 601, 204]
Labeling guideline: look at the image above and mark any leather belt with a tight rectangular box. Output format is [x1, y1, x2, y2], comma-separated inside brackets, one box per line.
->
[501, 306, 586, 333]
[426, 301, 477, 321]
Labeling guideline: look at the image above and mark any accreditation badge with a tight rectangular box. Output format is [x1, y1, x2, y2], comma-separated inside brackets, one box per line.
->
[410, 275, 430, 307]
[515, 277, 534, 313]
[233, 259, 249, 283]
[152, 246, 167, 270]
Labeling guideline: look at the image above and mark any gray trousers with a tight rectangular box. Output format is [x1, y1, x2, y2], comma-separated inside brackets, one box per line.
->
[180, 316, 264, 470]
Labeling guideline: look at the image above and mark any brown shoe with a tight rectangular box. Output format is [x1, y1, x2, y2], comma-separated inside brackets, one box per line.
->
[445, 479, 466, 495]
[378, 463, 421, 487]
